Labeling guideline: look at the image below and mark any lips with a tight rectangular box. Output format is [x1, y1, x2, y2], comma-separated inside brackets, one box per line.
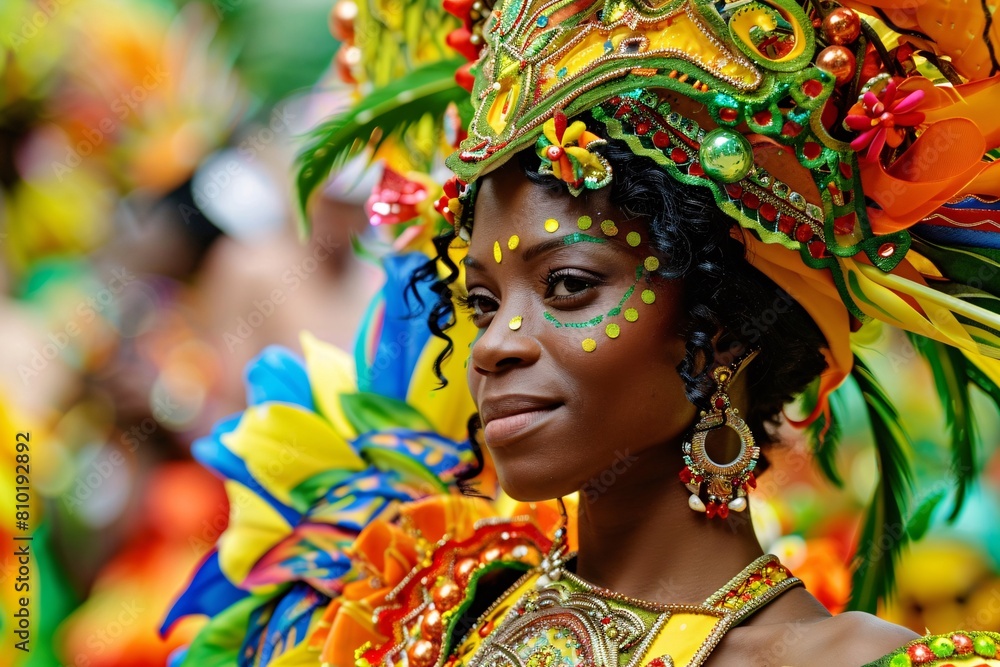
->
[479, 395, 562, 445]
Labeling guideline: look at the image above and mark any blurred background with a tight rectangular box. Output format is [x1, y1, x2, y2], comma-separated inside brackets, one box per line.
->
[0, 1, 998, 665]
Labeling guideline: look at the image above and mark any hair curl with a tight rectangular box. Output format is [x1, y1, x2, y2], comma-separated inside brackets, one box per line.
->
[407, 120, 828, 488]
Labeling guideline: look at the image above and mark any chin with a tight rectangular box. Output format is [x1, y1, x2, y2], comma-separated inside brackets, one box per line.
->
[491, 453, 582, 503]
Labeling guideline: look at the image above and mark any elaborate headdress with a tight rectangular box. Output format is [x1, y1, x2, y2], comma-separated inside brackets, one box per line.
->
[295, 0, 1000, 612]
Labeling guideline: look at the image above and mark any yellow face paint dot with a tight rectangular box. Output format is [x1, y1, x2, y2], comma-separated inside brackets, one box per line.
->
[600, 219, 618, 236]
[641, 289, 656, 305]
[626, 231, 642, 247]
[577, 215, 593, 230]
[508, 235, 520, 250]
[509, 315, 523, 331]
[624, 308, 639, 322]
[606, 323, 621, 339]
[582, 338, 597, 352]
[493, 241, 503, 263]
[644, 256, 660, 272]
[544, 218, 560, 233]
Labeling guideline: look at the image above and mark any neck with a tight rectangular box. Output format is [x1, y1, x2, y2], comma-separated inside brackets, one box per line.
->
[572, 379, 766, 605]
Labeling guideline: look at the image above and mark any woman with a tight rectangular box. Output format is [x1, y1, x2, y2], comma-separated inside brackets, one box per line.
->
[164, 0, 1000, 664]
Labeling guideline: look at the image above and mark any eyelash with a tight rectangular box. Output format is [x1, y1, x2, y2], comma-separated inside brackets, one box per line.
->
[458, 269, 604, 322]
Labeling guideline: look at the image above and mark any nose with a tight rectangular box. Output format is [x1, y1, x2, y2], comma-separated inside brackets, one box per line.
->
[470, 308, 542, 375]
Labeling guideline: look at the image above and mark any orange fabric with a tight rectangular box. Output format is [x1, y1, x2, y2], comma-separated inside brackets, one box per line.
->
[738, 232, 853, 424]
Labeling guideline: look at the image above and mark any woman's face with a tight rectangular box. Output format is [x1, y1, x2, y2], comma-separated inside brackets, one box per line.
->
[463, 161, 697, 501]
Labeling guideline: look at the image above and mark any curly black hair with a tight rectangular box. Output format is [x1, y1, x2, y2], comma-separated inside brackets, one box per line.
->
[407, 119, 829, 488]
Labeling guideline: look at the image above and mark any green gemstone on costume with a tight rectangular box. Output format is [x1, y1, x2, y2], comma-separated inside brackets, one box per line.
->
[698, 128, 754, 184]
[928, 636, 954, 657]
[974, 635, 997, 657]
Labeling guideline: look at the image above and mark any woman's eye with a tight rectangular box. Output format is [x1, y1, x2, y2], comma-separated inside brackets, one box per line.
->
[462, 293, 498, 318]
[548, 273, 597, 298]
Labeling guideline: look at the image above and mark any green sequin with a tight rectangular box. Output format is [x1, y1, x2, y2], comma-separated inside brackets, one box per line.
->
[563, 233, 606, 246]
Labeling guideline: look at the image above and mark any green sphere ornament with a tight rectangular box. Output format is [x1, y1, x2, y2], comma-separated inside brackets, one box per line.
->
[929, 637, 955, 658]
[698, 128, 754, 183]
[888, 653, 912, 667]
[974, 635, 997, 657]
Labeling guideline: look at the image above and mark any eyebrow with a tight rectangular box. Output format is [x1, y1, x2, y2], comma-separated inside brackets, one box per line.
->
[462, 233, 622, 270]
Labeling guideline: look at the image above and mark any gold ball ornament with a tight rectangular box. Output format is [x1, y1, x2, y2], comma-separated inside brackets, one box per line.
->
[432, 578, 462, 609]
[816, 45, 856, 86]
[421, 607, 444, 637]
[821, 8, 861, 46]
[407, 639, 437, 667]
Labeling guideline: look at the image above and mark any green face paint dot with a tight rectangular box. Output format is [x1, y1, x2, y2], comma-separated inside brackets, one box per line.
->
[626, 231, 641, 247]
[606, 323, 620, 338]
[509, 315, 523, 330]
[582, 338, 597, 352]
[544, 218, 560, 233]
[624, 308, 639, 322]
[641, 289, 656, 305]
[644, 256, 660, 272]
[600, 220, 618, 236]
[577, 215, 593, 230]
[494, 241, 503, 263]
[508, 235, 520, 250]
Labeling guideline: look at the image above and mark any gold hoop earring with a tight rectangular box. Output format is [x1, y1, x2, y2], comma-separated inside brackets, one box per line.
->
[680, 349, 760, 520]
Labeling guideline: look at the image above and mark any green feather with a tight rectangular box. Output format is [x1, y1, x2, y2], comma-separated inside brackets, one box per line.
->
[906, 334, 977, 520]
[294, 57, 470, 233]
[806, 385, 845, 487]
[848, 355, 913, 613]
[905, 489, 946, 542]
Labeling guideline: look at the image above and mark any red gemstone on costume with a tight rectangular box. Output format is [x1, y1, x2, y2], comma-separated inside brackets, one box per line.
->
[671, 147, 688, 163]
[725, 183, 743, 199]
[609, 96, 622, 105]
[801, 79, 823, 98]
[717, 504, 730, 519]
[478, 620, 494, 637]
[742, 192, 760, 210]
[653, 131, 671, 148]
[615, 104, 632, 118]
[803, 142, 822, 160]
[679, 467, 693, 483]
[745, 473, 757, 489]
[808, 240, 827, 258]
[878, 242, 896, 258]
[648, 659, 668, 667]
[601, 616, 612, 624]
[546, 146, 564, 160]
[907, 643, 934, 664]
[689, 162, 705, 177]
[714, 397, 726, 409]
[760, 202, 777, 222]
[635, 121, 651, 135]
[720, 107, 738, 122]
[781, 121, 802, 137]
[753, 110, 773, 126]
[705, 503, 718, 519]
[834, 213, 857, 235]
[952, 634, 973, 654]
[795, 224, 813, 243]
[778, 214, 796, 235]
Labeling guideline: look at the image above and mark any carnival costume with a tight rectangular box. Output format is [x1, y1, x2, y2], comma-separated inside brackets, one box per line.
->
[163, 0, 1000, 664]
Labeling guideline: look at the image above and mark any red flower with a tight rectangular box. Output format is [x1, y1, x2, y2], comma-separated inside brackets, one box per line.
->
[845, 77, 926, 162]
[365, 168, 431, 226]
[434, 176, 465, 226]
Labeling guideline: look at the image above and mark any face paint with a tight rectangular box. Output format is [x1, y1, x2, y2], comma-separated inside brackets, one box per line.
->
[508, 235, 520, 250]
[582, 338, 597, 352]
[562, 233, 606, 246]
[494, 241, 503, 263]
[644, 256, 660, 272]
[641, 289, 656, 305]
[577, 215, 593, 230]
[626, 231, 642, 247]
[544, 218, 560, 233]
[509, 315, 523, 330]
[600, 219, 618, 236]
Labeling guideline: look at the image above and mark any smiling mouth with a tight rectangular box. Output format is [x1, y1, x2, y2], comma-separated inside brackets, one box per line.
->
[483, 405, 562, 446]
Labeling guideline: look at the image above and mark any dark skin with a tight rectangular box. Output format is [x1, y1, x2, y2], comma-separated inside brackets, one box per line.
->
[463, 161, 918, 666]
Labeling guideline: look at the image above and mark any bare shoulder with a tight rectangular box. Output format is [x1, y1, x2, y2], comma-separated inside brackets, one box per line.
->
[710, 590, 920, 667]
[757, 611, 918, 667]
